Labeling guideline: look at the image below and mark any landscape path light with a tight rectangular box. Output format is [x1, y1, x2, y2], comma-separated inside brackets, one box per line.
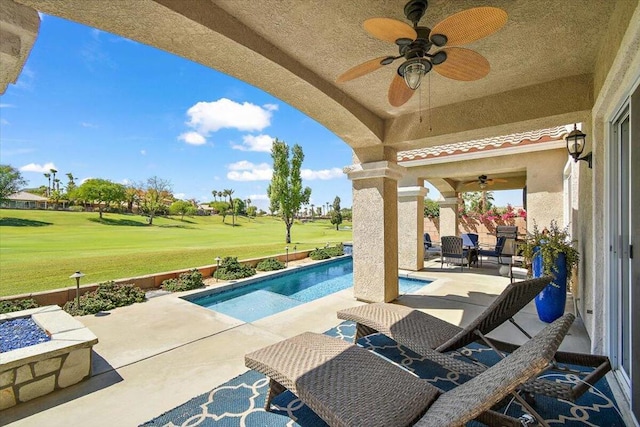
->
[215, 256, 221, 282]
[285, 246, 289, 267]
[69, 271, 85, 309]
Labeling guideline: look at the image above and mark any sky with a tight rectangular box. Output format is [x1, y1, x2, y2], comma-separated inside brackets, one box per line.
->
[0, 14, 521, 211]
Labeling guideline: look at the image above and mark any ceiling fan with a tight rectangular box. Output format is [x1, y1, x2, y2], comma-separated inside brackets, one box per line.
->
[336, 0, 507, 107]
[463, 175, 508, 189]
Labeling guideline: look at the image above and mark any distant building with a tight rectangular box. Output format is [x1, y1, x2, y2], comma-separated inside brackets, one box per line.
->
[2, 192, 48, 209]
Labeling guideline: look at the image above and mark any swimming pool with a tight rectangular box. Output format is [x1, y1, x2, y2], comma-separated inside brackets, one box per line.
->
[185, 257, 431, 322]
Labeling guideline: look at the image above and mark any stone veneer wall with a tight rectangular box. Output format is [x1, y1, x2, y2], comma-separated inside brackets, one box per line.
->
[0, 306, 98, 410]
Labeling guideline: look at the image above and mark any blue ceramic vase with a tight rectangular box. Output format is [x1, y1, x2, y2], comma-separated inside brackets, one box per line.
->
[533, 249, 567, 323]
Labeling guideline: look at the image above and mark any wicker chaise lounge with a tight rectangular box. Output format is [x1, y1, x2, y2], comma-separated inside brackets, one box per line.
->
[245, 314, 575, 427]
[337, 276, 611, 403]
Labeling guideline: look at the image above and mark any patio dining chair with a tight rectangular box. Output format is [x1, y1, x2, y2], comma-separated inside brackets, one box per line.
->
[440, 235, 468, 271]
[337, 276, 611, 404]
[423, 233, 441, 259]
[245, 314, 575, 427]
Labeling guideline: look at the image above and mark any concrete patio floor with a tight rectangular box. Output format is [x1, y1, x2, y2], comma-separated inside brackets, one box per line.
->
[1, 259, 604, 426]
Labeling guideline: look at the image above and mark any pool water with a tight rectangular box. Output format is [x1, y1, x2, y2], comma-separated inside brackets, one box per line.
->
[187, 257, 430, 322]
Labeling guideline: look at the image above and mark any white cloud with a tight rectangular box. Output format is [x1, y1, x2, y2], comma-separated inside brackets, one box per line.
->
[249, 194, 269, 201]
[0, 104, 15, 108]
[174, 193, 186, 200]
[185, 98, 273, 134]
[19, 162, 57, 173]
[263, 103, 279, 111]
[178, 131, 206, 145]
[232, 134, 274, 152]
[140, 150, 147, 155]
[0, 118, 9, 125]
[226, 161, 273, 181]
[80, 122, 98, 128]
[301, 168, 344, 180]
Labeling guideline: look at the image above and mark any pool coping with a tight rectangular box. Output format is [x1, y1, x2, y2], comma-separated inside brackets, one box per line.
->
[180, 255, 354, 303]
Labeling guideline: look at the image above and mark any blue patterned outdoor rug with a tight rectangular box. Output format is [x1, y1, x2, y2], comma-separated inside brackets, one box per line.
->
[142, 322, 626, 426]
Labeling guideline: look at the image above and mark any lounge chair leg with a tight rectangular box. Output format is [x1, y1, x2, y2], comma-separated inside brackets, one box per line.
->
[264, 378, 286, 411]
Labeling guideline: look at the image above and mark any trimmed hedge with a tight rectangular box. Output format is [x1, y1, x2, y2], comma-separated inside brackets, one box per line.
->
[63, 281, 146, 316]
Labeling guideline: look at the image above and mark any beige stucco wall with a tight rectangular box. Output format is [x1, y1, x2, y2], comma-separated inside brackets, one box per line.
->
[587, 2, 640, 358]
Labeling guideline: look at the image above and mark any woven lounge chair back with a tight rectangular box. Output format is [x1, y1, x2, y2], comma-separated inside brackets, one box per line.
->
[419, 313, 575, 427]
[435, 275, 554, 352]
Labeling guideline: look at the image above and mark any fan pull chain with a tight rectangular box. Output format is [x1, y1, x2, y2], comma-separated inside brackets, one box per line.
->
[428, 73, 432, 132]
[419, 82, 423, 123]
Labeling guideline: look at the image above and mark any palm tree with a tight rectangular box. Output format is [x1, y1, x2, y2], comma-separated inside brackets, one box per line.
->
[50, 168, 57, 188]
[43, 173, 51, 196]
[224, 188, 236, 226]
[53, 178, 61, 192]
[212, 190, 218, 201]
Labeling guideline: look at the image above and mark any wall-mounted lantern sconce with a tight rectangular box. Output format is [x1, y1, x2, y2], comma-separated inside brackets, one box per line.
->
[566, 124, 592, 169]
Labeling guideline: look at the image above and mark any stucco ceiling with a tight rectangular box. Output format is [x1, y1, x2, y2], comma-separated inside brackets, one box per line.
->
[14, 0, 619, 152]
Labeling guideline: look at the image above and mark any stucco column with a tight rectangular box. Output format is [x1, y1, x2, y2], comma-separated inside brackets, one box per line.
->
[345, 161, 404, 302]
[0, 0, 40, 94]
[398, 186, 426, 271]
[438, 195, 459, 238]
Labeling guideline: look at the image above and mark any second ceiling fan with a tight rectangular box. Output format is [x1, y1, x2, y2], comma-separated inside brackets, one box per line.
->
[336, 0, 507, 107]
[463, 175, 508, 189]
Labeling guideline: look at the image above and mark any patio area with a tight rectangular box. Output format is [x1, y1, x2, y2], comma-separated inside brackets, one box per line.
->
[2, 260, 622, 427]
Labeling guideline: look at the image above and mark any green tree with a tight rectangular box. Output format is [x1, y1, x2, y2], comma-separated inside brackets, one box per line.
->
[169, 200, 196, 220]
[424, 198, 440, 218]
[246, 205, 257, 217]
[233, 198, 245, 216]
[330, 196, 343, 230]
[210, 201, 230, 222]
[76, 178, 126, 219]
[140, 176, 172, 225]
[223, 189, 236, 226]
[65, 173, 77, 202]
[0, 164, 28, 203]
[267, 139, 311, 243]
[462, 191, 494, 214]
[43, 172, 51, 196]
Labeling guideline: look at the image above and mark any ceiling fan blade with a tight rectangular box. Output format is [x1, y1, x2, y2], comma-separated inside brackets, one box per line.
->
[434, 47, 490, 81]
[430, 7, 507, 47]
[388, 73, 415, 107]
[336, 56, 389, 83]
[492, 178, 509, 183]
[363, 18, 417, 44]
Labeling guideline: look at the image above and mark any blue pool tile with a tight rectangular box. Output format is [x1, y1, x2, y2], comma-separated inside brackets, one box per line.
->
[205, 289, 302, 323]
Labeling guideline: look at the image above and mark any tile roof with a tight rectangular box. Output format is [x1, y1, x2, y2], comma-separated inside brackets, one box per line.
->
[8, 191, 49, 201]
[397, 125, 571, 162]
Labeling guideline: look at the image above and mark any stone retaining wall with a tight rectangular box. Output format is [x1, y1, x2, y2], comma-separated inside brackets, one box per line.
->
[0, 306, 98, 410]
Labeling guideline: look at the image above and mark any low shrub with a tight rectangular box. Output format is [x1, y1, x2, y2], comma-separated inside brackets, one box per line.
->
[309, 244, 344, 260]
[161, 269, 204, 292]
[309, 248, 331, 260]
[63, 281, 146, 316]
[0, 298, 39, 314]
[214, 257, 256, 280]
[256, 258, 285, 271]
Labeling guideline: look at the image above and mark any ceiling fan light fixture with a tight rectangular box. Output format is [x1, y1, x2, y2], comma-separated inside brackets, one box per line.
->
[402, 59, 431, 90]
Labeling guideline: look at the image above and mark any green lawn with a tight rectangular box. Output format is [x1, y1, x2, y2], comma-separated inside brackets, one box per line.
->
[0, 209, 352, 297]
